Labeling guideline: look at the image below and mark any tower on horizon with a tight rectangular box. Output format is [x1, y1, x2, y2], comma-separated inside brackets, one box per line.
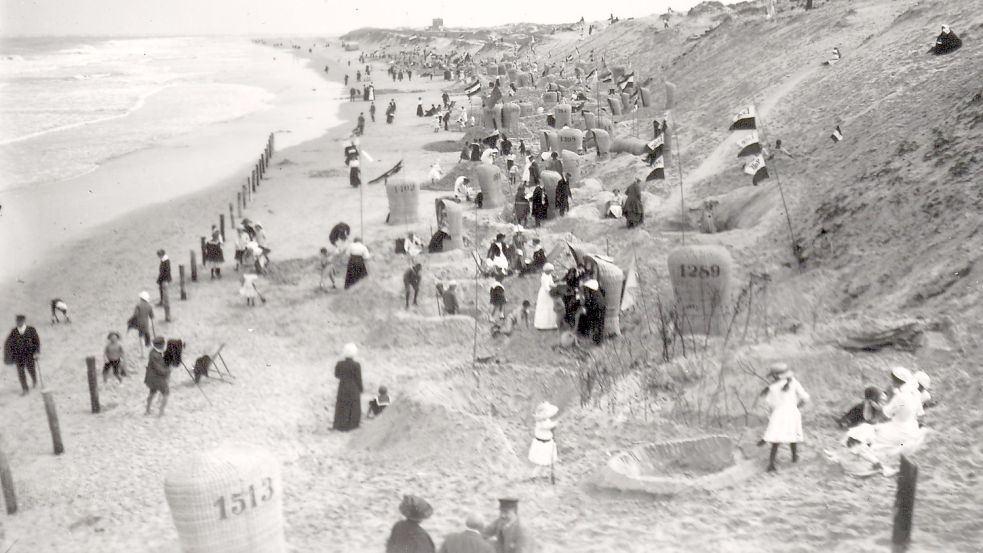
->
[431, 18, 444, 31]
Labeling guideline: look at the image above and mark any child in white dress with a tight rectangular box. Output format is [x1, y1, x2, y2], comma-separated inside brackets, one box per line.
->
[528, 401, 559, 481]
[760, 363, 810, 472]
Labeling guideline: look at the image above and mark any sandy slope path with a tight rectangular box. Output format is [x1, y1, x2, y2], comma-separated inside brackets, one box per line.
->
[0, 42, 467, 552]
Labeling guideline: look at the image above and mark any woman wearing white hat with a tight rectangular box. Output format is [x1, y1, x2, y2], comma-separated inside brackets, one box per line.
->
[127, 291, 155, 350]
[528, 401, 559, 481]
[533, 263, 558, 330]
[333, 343, 364, 431]
[864, 367, 926, 475]
[760, 363, 810, 472]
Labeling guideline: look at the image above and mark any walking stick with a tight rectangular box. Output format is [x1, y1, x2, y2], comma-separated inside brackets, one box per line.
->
[550, 435, 556, 486]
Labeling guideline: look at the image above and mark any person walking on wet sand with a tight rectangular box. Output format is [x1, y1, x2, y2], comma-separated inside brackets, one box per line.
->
[333, 343, 364, 431]
[356, 112, 366, 135]
[759, 363, 810, 472]
[370, 101, 377, 122]
[386, 495, 436, 553]
[144, 336, 170, 416]
[4, 314, 41, 395]
[438, 514, 494, 553]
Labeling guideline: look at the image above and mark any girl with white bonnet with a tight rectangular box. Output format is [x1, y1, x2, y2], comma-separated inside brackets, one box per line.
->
[528, 401, 559, 481]
[534, 263, 558, 330]
[759, 362, 810, 472]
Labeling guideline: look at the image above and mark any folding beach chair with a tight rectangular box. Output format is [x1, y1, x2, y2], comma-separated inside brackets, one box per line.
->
[191, 343, 235, 384]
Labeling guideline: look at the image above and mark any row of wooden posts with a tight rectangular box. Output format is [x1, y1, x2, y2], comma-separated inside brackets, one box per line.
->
[0, 133, 275, 517]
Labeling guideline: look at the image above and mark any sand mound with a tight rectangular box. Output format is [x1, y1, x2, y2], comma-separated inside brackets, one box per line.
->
[422, 139, 465, 153]
[350, 397, 520, 473]
[362, 312, 475, 349]
[330, 278, 399, 317]
[425, 161, 477, 191]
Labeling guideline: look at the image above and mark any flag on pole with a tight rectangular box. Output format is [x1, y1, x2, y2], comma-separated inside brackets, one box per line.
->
[618, 72, 635, 91]
[729, 106, 757, 130]
[830, 125, 843, 142]
[464, 80, 482, 97]
[736, 131, 762, 157]
[744, 154, 769, 185]
[367, 160, 402, 184]
[645, 135, 664, 158]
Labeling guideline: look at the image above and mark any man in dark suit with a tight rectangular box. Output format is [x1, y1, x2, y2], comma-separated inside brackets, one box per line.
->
[482, 498, 532, 553]
[439, 513, 494, 553]
[156, 249, 172, 321]
[4, 315, 41, 395]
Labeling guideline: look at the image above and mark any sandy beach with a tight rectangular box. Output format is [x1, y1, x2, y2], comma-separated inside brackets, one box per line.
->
[2, 1, 983, 551]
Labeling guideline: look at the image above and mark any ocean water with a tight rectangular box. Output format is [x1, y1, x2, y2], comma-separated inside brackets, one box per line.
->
[0, 36, 329, 191]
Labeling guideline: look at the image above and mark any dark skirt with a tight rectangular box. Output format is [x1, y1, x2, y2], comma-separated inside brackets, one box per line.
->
[416, 105, 424, 117]
[333, 382, 362, 431]
[204, 242, 225, 263]
[350, 166, 361, 187]
[345, 255, 368, 289]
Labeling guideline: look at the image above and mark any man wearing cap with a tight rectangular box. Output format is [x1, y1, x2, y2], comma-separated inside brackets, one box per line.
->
[4, 315, 41, 395]
[482, 498, 532, 553]
[438, 513, 494, 553]
[144, 336, 170, 416]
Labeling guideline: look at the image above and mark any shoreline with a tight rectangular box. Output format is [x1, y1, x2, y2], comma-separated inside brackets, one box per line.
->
[0, 38, 344, 287]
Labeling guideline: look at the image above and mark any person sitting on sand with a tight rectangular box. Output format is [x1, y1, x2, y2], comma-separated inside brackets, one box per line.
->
[932, 24, 962, 55]
[367, 385, 391, 419]
[759, 363, 810, 472]
[103, 331, 127, 383]
[438, 513, 494, 553]
[427, 225, 451, 254]
[862, 367, 928, 475]
[605, 189, 624, 219]
[442, 281, 459, 315]
[914, 371, 933, 409]
[144, 336, 170, 417]
[386, 495, 435, 553]
[454, 176, 473, 203]
[836, 386, 887, 429]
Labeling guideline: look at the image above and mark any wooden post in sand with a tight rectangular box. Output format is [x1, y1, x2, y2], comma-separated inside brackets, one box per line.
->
[190, 251, 198, 282]
[219, 214, 226, 242]
[199, 237, 207, 268]
[229, 203, 235, 231]
[251, 170, 257, 193]
[42, 391, 64, 455]
[179, 265, 187, 300]
[0, 440, 16, 514]
[237, 193, 243, 217]
[85, 356, 100, 414]
[244, 181, 250, 204]
[892, 455, 918, 552]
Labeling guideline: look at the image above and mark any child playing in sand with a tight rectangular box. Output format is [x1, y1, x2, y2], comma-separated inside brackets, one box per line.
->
[528, 401, 559, 481]
[836, 386, 887, 428]
[490, 276, 507, 320]
[240, 271, 265, 306]
[319, 247, 337, 290]
[103, 331, 127, 383]
[760, 363, 810, 472]
[367, 385, 391, 419]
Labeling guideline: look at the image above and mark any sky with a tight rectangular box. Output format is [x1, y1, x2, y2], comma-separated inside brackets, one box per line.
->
[0, 0, 739, 37]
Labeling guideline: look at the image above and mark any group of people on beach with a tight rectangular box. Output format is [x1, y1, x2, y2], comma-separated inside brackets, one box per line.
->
[387, 495, 534, 553]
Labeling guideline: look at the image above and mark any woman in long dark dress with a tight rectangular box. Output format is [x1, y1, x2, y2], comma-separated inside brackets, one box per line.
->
[623, 178, 644, 228]
[333, 343, 363, 431]
[344, 239, 370, 289]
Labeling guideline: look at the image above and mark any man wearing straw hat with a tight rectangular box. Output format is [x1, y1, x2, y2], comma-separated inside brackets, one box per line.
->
[482, 498, 532, 553]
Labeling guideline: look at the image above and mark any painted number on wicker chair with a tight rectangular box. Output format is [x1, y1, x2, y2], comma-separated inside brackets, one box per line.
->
[214, 477, 274, 520]
[679, 265, 720, 278]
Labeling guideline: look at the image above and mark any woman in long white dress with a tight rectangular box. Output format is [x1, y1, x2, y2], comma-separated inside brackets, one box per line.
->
[534, 263, 558, 330]
[760, 363, 810, 472]
[868, 367, 927, 475]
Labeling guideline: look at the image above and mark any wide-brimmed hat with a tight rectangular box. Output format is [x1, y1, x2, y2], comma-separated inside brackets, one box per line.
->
[583, 279, 599, 291]
[399, 495, 433, 521]
[914, 370, 930, 389]
[543, 263, 554, 273]
[891, 366, 913, 383]
[107, 331, 121, 340]
[342, 343, 358, 359]
[767, 362, 792, 378]
[139, 291, 151, 302]
[534, 401, 559, 420]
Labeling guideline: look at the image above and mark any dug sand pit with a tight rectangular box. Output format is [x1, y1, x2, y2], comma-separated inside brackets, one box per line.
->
[361, 312, 475, 349]
[349, 396, 520, 474]
[595, 435, 757, 497]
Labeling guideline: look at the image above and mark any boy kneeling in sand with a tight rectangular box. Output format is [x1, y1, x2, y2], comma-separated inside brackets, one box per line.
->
[144, 336, 170, 416]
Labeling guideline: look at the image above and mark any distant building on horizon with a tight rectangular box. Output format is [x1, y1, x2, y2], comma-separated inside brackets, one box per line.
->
[431, 18, 444, 31]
